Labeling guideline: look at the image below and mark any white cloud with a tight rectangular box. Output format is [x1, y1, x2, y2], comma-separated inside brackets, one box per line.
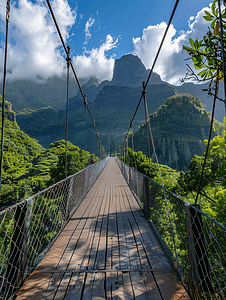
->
[0, 0, 215, 86]
[84, 15, 95, 45]
[73, 34, 118, 82]
[0, 0, 76, 81]
[0, 0, 118, 83]
[132, 4, 213, 85]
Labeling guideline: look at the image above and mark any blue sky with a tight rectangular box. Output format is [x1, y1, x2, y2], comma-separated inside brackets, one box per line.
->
[68, 0, 211, 58]
[0, 0, 216, 85]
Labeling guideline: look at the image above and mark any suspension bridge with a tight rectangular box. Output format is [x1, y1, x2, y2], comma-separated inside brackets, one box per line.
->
[1, 155, 226, 299]
[1, 0, 226, 299]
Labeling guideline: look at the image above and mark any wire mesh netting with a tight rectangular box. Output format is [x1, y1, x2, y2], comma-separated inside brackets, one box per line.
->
[0, 156, 109, 300]
[116, 157, 226, 300]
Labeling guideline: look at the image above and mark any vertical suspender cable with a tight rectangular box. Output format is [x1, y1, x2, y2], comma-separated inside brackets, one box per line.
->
[97, 132, 100, 158]
[123, 0, 180, 145]
[217, 0, 226, 111]
[0, 0, 10, 191]
[142, 82, 151, 174]
[93, 120, 95, 156]
[123, 143, 126, 163]
[108, 135, 111, 156]
[65, 45, 70, 178]
[131, 122, 137, 170]
[145, 93, 180, 268]
[84, 95, 87, 165]
[46, 0, 106, 156]
[195, 79, 219, 205]
[126, 138, 129, 165]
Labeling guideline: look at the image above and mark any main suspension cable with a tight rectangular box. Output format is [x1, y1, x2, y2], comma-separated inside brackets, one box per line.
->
[65, 45, 71, 178]
[46, 0, 105, 157]
[0, 0, 10, 192]
[84, 95, 87, 165]
[142, 82, 151, 175]
[217, 0, 226, 111]
[124, 0, 180, 143]
[195, 79, 219, 206]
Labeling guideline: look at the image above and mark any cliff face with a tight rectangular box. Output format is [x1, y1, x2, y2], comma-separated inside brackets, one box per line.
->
[111, 54, 162, 87]
[0, 97, 16, 122]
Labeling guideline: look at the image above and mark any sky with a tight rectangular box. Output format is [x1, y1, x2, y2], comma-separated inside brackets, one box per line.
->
[0, 0, 218, 85]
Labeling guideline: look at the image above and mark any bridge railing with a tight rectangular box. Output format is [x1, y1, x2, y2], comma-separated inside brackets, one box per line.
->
[0, 156, 109, 300]
[116, 157, 226, 300]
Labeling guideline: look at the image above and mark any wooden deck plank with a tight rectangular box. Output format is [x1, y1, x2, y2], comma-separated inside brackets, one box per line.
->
[90, 272, 106, 299]
[122, 273, 134, 300]
[39, 184, 106, 299]
[88, 182, 108, 270]
[15, 158, 190, 300]
[53, 273, 71, 300]
[122, 182, 189, 299]
[65, 273, 86, 300]
[105, 171, 122, 299]
[68, 182, 105, 271]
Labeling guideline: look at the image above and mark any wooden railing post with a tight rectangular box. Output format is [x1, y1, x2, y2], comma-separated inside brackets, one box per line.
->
[5, 202, 28, 294]
[185, 204, 214, 295]
[143, 177, 150, 219]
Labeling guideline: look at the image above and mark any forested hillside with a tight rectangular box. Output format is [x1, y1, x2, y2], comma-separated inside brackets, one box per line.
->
[0, 96, 97, 206]
[131, 93, 224, 171]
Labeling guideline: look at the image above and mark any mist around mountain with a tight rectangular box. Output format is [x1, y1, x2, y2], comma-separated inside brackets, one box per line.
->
[1, 53, 225, 164]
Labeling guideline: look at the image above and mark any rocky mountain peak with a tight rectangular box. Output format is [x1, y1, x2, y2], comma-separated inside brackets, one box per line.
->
[111, 54, 162, 87]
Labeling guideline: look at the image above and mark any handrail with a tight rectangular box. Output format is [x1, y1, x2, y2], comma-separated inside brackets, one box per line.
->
[0, 156, 109, 300]
[116, 157, 226, 300]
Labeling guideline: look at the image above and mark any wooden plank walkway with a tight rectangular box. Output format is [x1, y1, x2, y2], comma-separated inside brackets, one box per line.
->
[15, 158, 190, 299]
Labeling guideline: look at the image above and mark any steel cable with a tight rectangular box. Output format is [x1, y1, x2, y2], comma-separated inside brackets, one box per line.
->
[65, 45, 71, 178]
[217, 0, 226, 111]
[195, 79, 219, 205]
[124, 0, 180, 143]
[46, 0, 105, 157]
[0, 0, 10, 192]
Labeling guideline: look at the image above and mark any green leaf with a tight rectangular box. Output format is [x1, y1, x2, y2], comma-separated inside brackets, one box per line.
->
[203, 15, 214, 21]
[194, 39, 199, 49]
[189, 38, 195, 48]
[222, 11, 226, 18]
[194, 63, 204, 70]
[183, 45, 194, 54]
[211, 19, 217, 29]
[211, 1, 216, 16]
[207, 69, 213, 78]
[205, 10, 213, 17]
[198, 68, 208, 78]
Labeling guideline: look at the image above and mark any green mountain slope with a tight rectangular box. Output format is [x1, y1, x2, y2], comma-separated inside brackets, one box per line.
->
[132, 93, 224, 171]
[0, 96, 97, 206]
[16, 83, 177, 150]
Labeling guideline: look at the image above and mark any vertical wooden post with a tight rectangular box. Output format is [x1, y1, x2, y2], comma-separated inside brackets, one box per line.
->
[5, 202, 28, 294]
[186, 204, 214, 294]
[143, 177, 150, 219]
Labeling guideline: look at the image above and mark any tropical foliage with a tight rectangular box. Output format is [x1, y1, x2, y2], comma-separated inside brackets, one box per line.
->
[0, 96, 99, 206]
[131, 93, 224, 171]
[183, 0, 226, 83]
[124, 122, 226, 225]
